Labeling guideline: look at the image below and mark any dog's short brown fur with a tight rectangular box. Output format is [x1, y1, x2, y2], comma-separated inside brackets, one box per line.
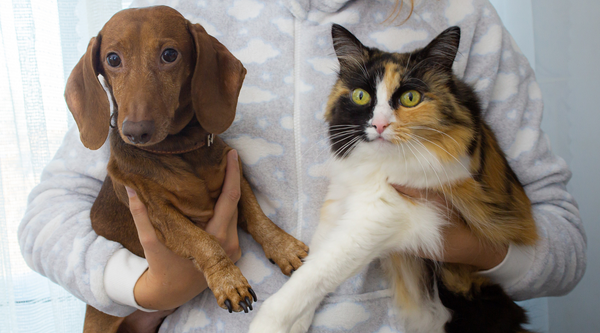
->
[65, 6, 309, 332]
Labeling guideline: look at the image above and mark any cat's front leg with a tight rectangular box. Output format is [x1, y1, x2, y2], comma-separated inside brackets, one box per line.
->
[289, 309, 316, 333]
[248, 214, 393, 333]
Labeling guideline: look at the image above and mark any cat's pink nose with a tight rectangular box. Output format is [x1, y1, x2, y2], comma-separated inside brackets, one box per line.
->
[372, 120, 389, 134]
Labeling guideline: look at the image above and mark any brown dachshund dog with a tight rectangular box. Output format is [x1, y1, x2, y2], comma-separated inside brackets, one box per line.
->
[64, 5, 309, 332]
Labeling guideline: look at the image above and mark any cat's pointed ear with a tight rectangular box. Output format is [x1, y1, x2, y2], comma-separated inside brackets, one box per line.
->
[332, 24, 368, 68]
[419, 26, 461, 71]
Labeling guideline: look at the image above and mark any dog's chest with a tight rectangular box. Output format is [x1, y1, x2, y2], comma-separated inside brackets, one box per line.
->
[110, 148, 228, 228]
[156, 155, 227, 227]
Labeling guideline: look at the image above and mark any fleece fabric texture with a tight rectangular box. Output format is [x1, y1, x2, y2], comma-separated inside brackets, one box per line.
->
[19, 0, 586, 332]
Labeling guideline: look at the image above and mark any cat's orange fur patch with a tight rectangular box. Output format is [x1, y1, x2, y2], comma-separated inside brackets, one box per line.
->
[325, 82, 350, 121]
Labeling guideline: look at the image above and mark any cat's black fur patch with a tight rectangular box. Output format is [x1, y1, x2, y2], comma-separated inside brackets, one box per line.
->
[437, 279, 530, 333]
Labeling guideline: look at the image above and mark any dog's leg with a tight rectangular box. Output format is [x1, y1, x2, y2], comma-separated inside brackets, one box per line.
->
[145, 202, 255, 313]
[116, 309, 175, 333]
[239, 177, 309, 276]
[248, 208, 394, 333]
[83, 305, 124, 333]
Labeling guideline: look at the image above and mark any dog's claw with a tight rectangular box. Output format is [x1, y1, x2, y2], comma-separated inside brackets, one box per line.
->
[239, 301, 249, 313]
[245, 296, 253, 311]
[249, 288, 257, 302]
[224, 299, 232, 313]
[269, 259, 275, 264]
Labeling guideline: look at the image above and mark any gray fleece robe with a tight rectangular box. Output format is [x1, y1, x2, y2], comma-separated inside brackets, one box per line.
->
[19, 0, 585, 332]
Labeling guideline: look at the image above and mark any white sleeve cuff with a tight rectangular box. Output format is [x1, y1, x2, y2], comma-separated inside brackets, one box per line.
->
[104, 248, 157, 312]
[478, 243, 536, 289]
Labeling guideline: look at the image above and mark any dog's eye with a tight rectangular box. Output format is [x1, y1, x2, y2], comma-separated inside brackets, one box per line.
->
[106, 53, 121, 67]
[161, 49, 178, 63]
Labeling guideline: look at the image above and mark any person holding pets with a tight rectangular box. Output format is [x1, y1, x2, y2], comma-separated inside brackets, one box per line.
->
[19, 0, 585, 332]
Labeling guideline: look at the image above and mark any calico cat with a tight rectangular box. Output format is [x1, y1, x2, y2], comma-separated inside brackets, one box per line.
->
[248, 24, 537, 333]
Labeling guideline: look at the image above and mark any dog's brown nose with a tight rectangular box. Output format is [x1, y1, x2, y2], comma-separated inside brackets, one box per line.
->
[122, 120, 155, 144]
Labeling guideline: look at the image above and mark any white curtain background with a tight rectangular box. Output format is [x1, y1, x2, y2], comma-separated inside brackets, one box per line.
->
[1, 1, 126, 331]
[1, 0, 597, 332]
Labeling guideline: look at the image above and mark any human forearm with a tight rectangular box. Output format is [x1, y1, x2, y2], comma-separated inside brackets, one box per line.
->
[18, 126, 137, 316]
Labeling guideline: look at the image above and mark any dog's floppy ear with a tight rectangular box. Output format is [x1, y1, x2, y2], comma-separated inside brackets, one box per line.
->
[188, 23, 246, 134]
[64, 36, 111, 150]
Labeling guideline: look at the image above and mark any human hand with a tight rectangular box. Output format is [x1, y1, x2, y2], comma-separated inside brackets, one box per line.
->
[391, 184, 507, 270]
[204, 149, 242, 263]
[128, 149, 243, 310]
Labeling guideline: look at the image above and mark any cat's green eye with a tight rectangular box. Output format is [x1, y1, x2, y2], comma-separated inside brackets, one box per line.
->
[400, 90, 421, 107]
[351, 89, 371, 106]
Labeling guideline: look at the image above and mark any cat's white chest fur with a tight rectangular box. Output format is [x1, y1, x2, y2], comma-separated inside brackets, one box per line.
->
[248, 143, 468, 333]
[322, 141, 471, 257]
[331, 141, 471, 189]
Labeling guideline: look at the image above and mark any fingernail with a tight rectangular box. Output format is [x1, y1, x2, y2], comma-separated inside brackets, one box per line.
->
[232, 149, 238, 161]
[125, 186, 136, 198]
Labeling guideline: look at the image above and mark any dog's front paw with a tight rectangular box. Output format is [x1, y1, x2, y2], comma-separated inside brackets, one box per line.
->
[205, 261, 255, 313]
[262, 229, 309, 276]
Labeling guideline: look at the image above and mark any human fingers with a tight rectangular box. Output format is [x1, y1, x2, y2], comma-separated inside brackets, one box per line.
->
[206, 150, 241, 240]
[225, 211, 242, 263]
[391, 183, 448, 208]
[125, 188, 208, 310]
[126, 187, 163, 255]
[390, 183, 423, 199]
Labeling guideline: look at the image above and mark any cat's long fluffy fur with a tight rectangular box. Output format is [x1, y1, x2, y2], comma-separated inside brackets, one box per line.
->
[248, 25, 537, 333]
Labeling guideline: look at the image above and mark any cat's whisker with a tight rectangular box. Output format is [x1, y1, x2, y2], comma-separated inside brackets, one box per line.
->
[328, 128, 362, 133]
[321, 133, 362, 159]
[327, 129, 363, 139]
[335, 137, 362, 160]
[405, 139, 436, 201]
[408, 140, 448, 201]
[342, 137, 363, 159]
[306, 129, 363, 165]
[333, 136, 362, 160]
[408, 132, 470, 175]
[329, 124, 362, 128]
[400, 142, 409, 173]
[409, 136, 454, 220]
[316, 127, 361, 144]
[328, 127, 361, 132]
[328, 132, 362, 146]
[327, 130, 362, 139]
[403, 139, 429, 199]
[328, 129, 361, 136]
[306, 130, 360, 156]
[407, 126, 462, 149]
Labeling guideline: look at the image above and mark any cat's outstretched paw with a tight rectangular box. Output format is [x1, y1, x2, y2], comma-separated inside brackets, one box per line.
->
[248, 299, 294, 333]
[289, 310, 315, 333]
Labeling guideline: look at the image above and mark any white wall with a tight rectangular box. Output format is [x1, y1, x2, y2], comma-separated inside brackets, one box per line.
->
[532, 0, 600, 332]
